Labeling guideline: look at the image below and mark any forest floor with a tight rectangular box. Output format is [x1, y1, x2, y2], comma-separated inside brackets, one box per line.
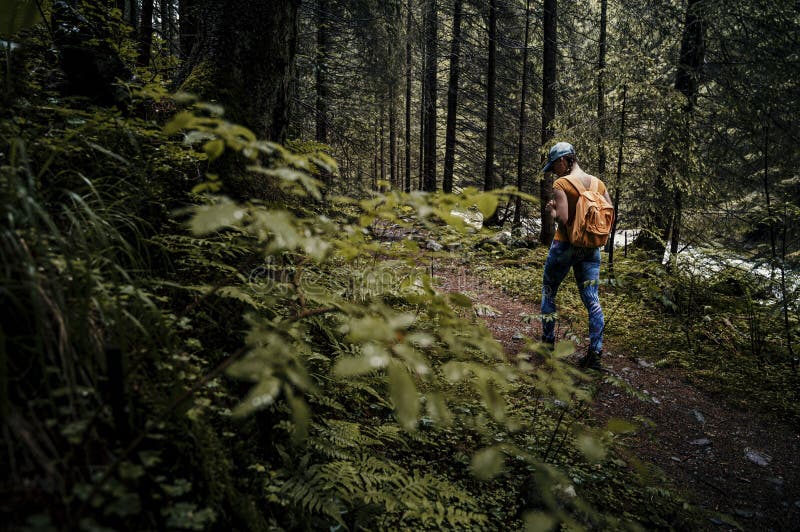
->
[433, 256, 800, 531]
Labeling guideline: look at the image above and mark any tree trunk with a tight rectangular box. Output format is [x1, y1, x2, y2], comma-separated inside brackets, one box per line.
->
[442, 0, 463, 194]
[763, 117, 776, 276]
[419, 70, 425, 190]
[127, 0, 139, 27]
[389, 84, 398, 189]
[373, 115, 379, 190]
[539, 0, 557, 244]
[607, 84, 627, 272]
[137, 0, 154, 67]
[160, 0, 175, 55]
[178, 0, 299, 142]
[596, 0, 607, 178]
[637, 0, 705, 258]
[404, 0, 412, 193]
[178, 0, 197, 58]
[315, 0, 329, 144]
[513, 0, 532, 226]
[481, 0, 500, 226]
[380, 101, 386, 188]
[422, 0, 438, 192]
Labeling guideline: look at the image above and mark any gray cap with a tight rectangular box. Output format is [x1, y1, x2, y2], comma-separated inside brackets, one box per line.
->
[542, 142, 576, 172]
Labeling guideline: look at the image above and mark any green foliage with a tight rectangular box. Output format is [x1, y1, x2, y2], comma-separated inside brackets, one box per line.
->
[0, 80, 700, 530]
[1, 0, 41, 38]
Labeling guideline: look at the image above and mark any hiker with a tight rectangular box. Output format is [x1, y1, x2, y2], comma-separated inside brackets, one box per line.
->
[540, 142, 614, 370]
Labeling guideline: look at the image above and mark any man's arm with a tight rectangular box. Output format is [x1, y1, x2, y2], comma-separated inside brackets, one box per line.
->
[547, 188, 569, 226]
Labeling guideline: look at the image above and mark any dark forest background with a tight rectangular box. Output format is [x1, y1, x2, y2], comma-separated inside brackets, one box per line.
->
[1, 0, 798, 530]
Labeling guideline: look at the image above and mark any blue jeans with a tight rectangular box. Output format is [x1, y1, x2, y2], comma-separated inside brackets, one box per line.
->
[541, 240, 604, 352]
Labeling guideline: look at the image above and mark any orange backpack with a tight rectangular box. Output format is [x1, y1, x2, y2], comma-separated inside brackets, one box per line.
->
[565, 175, 615, 248]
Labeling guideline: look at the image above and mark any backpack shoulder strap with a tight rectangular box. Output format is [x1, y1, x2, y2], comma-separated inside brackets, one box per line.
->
[565, 175, 586, 194]
[589, 176, 599, 193]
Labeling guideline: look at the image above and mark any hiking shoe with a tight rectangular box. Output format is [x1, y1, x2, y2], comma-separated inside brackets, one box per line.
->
[577, 350, 603, 371]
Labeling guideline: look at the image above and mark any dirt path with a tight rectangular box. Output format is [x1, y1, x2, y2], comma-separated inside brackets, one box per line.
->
[435, 262, 800, 531]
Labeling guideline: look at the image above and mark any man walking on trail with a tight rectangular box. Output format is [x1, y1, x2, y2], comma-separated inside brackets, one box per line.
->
[540, 142, 614, 370]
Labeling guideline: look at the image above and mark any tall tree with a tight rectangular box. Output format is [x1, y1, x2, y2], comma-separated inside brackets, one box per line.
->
[160, 0, 176, 55]
[540, 0, 557, 244]
[607, 84, 627, 271]
[178, 0, 197, 58]
[421, 0, 438, 192]
[442, 0, 463, 194]
[179, 0, 300, 141]
[481, 0, 500, 225]
[380, 102, 386, 187]
[137, 0, 154, 66]
[127, 0, 139, 27]
[404, 0, 412, 192]
[596, 0, 607, 179]
[389, 85, 398, 188]
[513, 0, 532, 226]
[638, 0, 706, 259]
[315, 0, 330, 144]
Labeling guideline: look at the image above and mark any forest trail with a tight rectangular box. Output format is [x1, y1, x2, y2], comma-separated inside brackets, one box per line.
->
[434, 259, 800, 531]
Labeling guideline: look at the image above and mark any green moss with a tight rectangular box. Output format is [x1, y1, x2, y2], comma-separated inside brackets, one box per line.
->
[178, 60, 217, 98]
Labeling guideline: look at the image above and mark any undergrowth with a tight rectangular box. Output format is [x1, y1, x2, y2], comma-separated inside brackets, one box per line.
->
[2, 84, 681, 530]
[472, 240, 800, 429]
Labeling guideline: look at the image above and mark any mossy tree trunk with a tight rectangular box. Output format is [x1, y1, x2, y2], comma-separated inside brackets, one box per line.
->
[178, 0, 300, 142]
[482, 0, 500, 226]
[539, 0, 557, 244]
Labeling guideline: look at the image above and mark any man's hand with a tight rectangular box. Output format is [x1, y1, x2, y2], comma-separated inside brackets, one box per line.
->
[546, 199, 557, 218]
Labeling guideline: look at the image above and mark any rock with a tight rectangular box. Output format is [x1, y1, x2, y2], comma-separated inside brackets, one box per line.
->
[637, 358, 655, 368]
[690, 438, 711, 446]
[692, 409, 706, 424]
[651, 397, 661, 405]
[512, 331, 524, 341]
[425, 239, 444, 252]
[559, 484, 577, 498]
[734, 509, 754, 519]
[744, 448, 771, 466]
[670, 456, 682, 462]
[474, 304, 501, 317]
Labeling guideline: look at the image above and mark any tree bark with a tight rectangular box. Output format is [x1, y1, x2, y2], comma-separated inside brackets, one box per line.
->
[137, 0, 154, 67]
[380, 101, 386, 187]
[481, 0, 501, 226]
[315, 0, 329, 144]
[160, 0, 175, 55]
[178, 0, 197, 58]
[607, 84, 627, 272]
[596, 0, 607, 178]
[127, 0, 139, 27]
[422, 0, 438, 192]
[513, 0, 532, 226]
[404, 0, 412, 192]
[442, 0, 463, 194]
[178, 0, 300, 142]
[389, 84, 398, 189]
[540, 0, 557, 244]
